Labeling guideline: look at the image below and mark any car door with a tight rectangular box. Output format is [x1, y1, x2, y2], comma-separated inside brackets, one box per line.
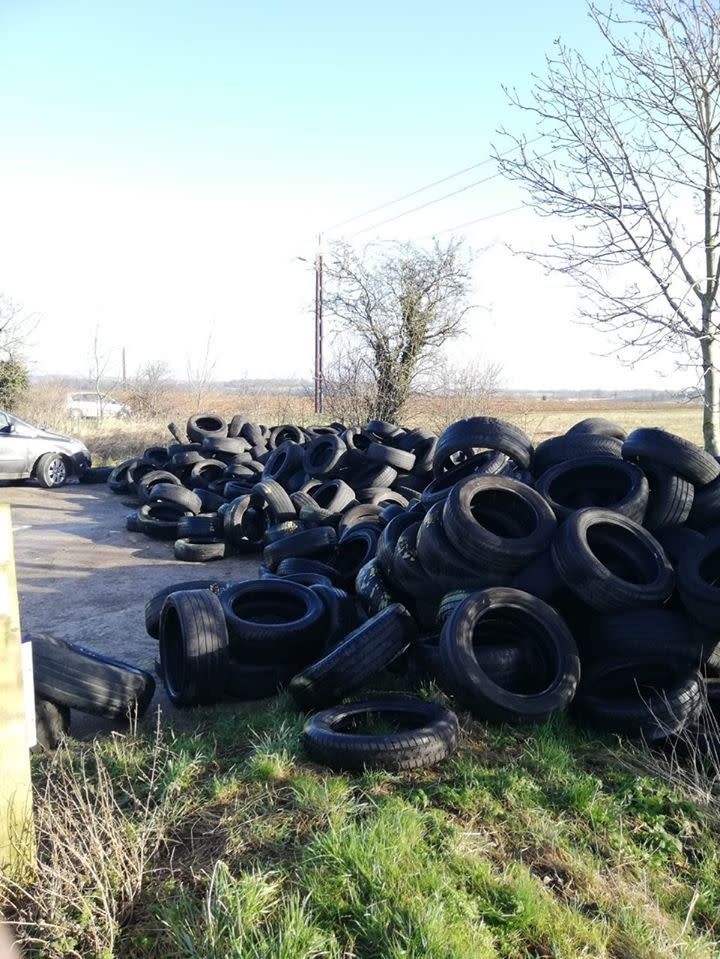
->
[0, 411, 31, 476]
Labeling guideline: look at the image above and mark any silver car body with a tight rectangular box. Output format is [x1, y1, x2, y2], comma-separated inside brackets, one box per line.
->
[0, 411, 91, 480]
[65, 392, 129, 419]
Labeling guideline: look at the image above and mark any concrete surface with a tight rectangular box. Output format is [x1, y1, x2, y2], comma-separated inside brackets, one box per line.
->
[1, 480, 259, 736]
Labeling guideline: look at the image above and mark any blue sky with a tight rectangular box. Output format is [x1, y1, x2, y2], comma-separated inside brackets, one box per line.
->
[0, 1, 687, 390]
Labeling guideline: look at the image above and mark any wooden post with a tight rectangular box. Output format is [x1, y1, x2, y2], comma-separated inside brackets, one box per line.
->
[0, 504, 34, 871]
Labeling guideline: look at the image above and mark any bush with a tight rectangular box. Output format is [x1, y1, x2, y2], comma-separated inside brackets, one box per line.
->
[0, 358, 29, 410]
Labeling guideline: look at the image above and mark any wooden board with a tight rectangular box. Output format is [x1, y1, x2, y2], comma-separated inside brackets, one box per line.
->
[0, 504, 34, 870]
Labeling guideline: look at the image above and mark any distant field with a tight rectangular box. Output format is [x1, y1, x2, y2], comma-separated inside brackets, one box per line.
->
[514, 403, 704, 446]
[14, 384, 706, 463]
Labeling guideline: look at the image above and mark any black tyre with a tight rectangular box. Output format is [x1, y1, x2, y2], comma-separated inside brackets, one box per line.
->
[189, 459, 227, 489]
[262, 442, 305, 485]
[443, 475, 557, 574]
[32, 634, 155, 718]
[136, 502, 192, 540]
[145, 579, 230, 639]
[422, 452, 509, 509]
[337, 503, 384, 534]
[376, 511, 419, 578]
[366, 442, 416, 472]
[417, 502, 506, 592]
[289, 603, 417, 709]
[439, 588, 581, 724]
[687, 472, 720, 531]
[137, 470, 182, 505]
[388, 522, 443, 602]
[174, 537, 229, 561]
[575, 660, 702, 739]
[33, 697, 71, 751]
[125, 458, 158, 493]
[551, 508, 674, 612]
[303, 697, 459, 771]
[334, 525, 380, 582]
[580, 609, 703, 666]
[250, 479, 296, 523]
[531, 434, 623, 477]
[642, 464, 694, 531]
[177, 514, 223, 539]
[275, 557, 343, 583]
[186, 413, 227, 444]
[534, 455, 648, 523]
[159, 589, 229, 706]
[263, 526, 337, 571]
[433, 416, 533, 474]
[79, 466, 113, 485]
[355, 558, 397, 615]
[147, 482, 202, 515]
[654, 526, 705, 566]
[268, 424, 306, 448]
[303, 434, 347, 477]
[108, 458, 135, 494]
[219, 579, 326, 662]
[678, 530, 720, 629]
[311, 583, 360, 648]
[310, 478, 357, 513]
[622, 427, 720, 487]
[366, 419, 403, 441]
[224, 659, 298, 700]
[202, 436, 252, 457]
[566, 417, 627, 440]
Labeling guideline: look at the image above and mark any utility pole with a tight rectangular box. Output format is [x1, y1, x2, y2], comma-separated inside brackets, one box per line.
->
[314, 234, 324, 415]
[122, 347, 127, 390]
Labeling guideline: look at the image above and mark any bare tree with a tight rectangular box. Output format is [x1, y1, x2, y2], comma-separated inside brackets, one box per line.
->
[186, 330, 217, 411]
[0, 293, 38, 361]
[127, 361, 174, 417]
[88, 326, 118, 418]
[324, 239, 475, 423]
[496, 0, 720, 451]
[410, 356, 505, 432]
[322, 339, 379, 425]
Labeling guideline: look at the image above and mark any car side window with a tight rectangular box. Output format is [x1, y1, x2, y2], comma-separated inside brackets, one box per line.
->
[0, 413, 10, 430]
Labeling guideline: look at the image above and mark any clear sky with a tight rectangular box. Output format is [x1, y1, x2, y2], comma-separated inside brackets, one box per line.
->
[0, 0, 691, 391]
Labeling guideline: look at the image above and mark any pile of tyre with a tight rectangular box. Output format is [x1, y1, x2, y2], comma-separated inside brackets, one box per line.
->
[107, 413, 427, 560]
[29, 634, 156, 749]
[128, 413, 720, 770]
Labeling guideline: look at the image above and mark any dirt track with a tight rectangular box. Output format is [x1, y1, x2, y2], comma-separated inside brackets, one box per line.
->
[2, 480, 258, 734]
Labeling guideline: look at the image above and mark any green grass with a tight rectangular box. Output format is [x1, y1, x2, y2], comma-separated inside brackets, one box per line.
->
[2, 691, 720, 959]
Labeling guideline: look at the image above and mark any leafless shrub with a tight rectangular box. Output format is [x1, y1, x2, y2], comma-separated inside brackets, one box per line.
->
[322, 345, 378, 425]
[126, 362, 174, 418]
[407, 356, 505, 432]
[615, 684, 720, 823]
[0, 722, 173, 959]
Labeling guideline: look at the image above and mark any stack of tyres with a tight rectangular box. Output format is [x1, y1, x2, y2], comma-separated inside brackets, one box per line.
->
[135, 413, 720, 763]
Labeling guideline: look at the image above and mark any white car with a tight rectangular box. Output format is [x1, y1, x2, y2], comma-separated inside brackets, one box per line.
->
[65, 392, 130, 419]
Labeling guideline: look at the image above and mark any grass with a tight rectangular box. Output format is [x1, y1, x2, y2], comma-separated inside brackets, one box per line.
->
[1, 389, 714, 955]
[12, 380, 707, 465]
[3, 692, 720, 958]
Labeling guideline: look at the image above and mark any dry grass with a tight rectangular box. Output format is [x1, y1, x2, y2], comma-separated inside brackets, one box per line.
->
[12, 383, 706, 465]
[0, 719, 174, 959]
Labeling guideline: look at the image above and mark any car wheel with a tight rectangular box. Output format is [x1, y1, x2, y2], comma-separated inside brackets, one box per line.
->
[35, 453, 68, 488]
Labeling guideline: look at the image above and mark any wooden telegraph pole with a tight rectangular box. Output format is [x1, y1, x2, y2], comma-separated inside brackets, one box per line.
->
[0, 505, 34, 870]
[314, 234, 324, 415]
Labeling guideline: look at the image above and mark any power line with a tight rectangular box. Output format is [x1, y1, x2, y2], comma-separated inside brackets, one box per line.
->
[428, 204, 526, 237]
[324, 135, 544, 234]
[347, 171, 505, 237]
[348, 143, 561, 239]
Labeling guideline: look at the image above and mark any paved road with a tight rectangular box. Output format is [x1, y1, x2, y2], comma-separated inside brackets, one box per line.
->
[2, 480, 258, 734]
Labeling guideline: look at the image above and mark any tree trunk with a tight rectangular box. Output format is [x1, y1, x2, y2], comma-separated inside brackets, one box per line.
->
[701, 334, 720, 455]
